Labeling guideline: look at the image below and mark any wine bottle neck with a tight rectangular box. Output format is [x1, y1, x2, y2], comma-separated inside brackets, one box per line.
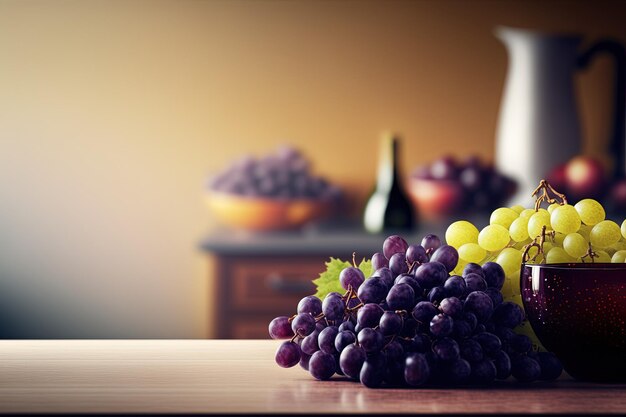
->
[376, 136, 400, 191]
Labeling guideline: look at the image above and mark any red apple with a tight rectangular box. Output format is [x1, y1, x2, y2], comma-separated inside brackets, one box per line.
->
[563, 156, 607, 200]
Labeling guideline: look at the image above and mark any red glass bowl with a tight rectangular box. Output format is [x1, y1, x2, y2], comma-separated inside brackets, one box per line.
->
[520, 263, 626, 382]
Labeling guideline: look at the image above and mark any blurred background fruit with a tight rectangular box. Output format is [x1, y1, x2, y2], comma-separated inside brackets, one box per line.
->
[408, 155, 516, 222]
[206, 145, 344, 230]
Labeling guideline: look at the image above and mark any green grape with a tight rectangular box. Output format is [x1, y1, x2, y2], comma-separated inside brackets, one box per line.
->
[593, 250, 611, 263]
[509, 217, 529, 242]
[445, 220, 479, 249]
[545, 247, 575, 264]
[527, 209, 551, 238]
[513, 238, 532, 250]
[622, 220, 626, 239]
[519, 208, 535, 220]
[590, 220, 622, 248]
[550, 204, 581, 235]
[542, 241, 554, 254]
[490, 207, 519, 228]
[552, 232, 566, 247]
[452, 258, 468, 276]
[510, 204, 525, 214]
[500, 277, 514, 300]
[563, 233, 588, 259]
[578, 224, 592, 241]
[574, 198, 605, 226]
[478, 224, 510, 252]
[496, 248, 523, 276]
[547, 203, 560, 214]
[611, 250, 626, 263]
[611, 240, 626, 252]
[458, 242, 486, 263]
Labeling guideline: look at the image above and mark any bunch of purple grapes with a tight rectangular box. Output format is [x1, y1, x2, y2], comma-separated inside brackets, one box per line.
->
[207, 145, 343, 201]
[269, 234, 563, 388]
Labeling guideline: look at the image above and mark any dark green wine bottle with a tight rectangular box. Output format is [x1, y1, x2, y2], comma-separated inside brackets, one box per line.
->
[363, 134, 417, 233]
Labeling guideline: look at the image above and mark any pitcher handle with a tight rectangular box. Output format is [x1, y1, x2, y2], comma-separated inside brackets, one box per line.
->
[578, 39, 626, 180]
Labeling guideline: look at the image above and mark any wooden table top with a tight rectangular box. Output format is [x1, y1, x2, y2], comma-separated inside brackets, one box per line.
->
[0, 340, 624, 414]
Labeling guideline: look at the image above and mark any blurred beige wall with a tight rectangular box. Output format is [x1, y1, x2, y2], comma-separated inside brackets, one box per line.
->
[0, 0, 624, 337]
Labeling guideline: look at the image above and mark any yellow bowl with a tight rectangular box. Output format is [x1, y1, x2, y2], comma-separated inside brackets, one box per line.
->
[206, 191, 334, 231]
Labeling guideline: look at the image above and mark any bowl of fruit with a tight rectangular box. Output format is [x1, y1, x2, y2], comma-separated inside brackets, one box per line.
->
[409, 155, 516, 222]
[516, 183, 626, 381]
[206, 146, 343, 231]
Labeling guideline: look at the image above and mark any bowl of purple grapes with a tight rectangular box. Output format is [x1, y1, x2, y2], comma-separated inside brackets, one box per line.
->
[270, 234, 564, 388]
[520, 262, 626, 382]
[206, 146, 343, 231]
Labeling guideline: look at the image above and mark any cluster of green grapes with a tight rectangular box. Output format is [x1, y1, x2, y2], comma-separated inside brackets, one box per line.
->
[444, 199, 626, 306]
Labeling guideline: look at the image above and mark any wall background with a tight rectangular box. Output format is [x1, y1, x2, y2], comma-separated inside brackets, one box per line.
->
[0, 0, 624, 337]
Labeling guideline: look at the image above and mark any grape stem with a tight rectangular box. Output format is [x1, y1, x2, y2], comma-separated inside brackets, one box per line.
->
[531, 179, 568, 211]
[522, 225, 553, 263]
[581, 242, 598, 263]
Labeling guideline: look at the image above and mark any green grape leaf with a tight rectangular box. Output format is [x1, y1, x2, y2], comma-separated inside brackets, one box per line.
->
[313, 257, 373, 300]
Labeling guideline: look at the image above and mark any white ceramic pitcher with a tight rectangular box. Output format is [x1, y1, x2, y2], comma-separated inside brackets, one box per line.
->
[494, 26, 625, 205]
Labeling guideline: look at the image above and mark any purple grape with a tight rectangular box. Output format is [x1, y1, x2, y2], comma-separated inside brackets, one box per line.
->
[471, 359, 497, 384]
[427, 286, 447, 305]
[291, 313, 316, 336]
[404, 353, 430, 386]
[462, 262, 485, 278]
[316, 321, 327, 332]
[421, 234, 442, 254]
[373, 267, 395, 289]
[339, 343, 366, 380]
[432, 337, 460, 362]
[463, 291, 494, 323]
[492, 302, 525, 328]
[275, 341, 301, 368]
[453, 319, 473, 339]
[440, 297, 463, 317]
[386, 283, 415, 311]
[383, 235, 409, 260]
[430, 245, 459, 273]
[414, 261, 448, 289]
[445, 358, 472, 384]
[299, 352, 312, 371]
[322, 293, 345, 321]
[318, 326, 339, 354]
[338, 321, 355, 333]
[401, 317, 419, 337]
[360, 352, 387, 388]
[464, 273, 488, 293]
[379, 311, 404, 336]
[482, 262, 505, 290]
[383, 339, 405, 363]
[309, 350, 336, 380]
[509, 334, 532, 354]
[511, 355, 541, 382]
[494, 326, 515, 345]
[430, 313, 454, 337]
[408, 333, 431, 353]
[412, 301, 439, 325]
[463, 312, 478, 330]
[406, 244, 428, 265]
[334, 330, 356, 353]
[339, 266, 365, 291]
[394, 274, 422, 297]
[493, 350, 512, 379]
[389, 252, 408, 275]
[371, 252, 389, 270]
[301, 330, 321, 355]
[537, 352, 563, 381]
[357, 277, 388, 304]
[473, 332, 502, 357]
[460, 339, 484, 362]
[356, 303, 384, 328]
[297, 296, 322, 316]
[484, 287, 503, 307]
[357, 328, 384, 353]
[268, 316, 294, 339]
[444, 275, 466, 298]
